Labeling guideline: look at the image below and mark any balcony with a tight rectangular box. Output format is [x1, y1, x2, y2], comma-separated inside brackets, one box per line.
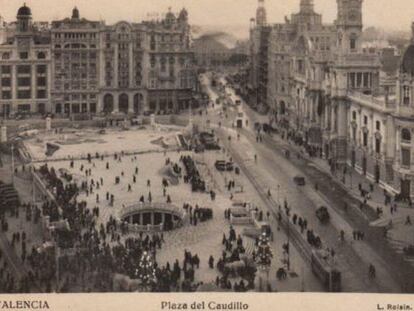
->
[347, 90, 395, 112]
[333, 53, 381, 68]
[293, 74, 306, 84]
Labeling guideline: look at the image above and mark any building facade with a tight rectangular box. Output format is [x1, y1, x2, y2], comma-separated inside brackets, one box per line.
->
[249, 0, 414, 199]
[0, 4, 195, 117]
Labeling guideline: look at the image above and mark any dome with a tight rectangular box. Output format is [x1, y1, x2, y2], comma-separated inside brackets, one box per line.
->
[17, 3, 31, 17]
[401, 44, 414, 75]
[165, 8, 176, 23]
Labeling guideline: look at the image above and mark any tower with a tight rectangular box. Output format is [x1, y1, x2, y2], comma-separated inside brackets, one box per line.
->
[72, 6, 80, 20]
[300, 0, 314, 13]
[16, 3, 32, 33]
[256, 0, 267, 27]
[336, 0, 363, 53]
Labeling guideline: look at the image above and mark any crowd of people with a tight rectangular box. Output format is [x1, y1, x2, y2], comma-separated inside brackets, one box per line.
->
[181, 155, 206, 192]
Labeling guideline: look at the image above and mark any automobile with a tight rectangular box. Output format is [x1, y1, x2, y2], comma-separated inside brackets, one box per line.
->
[226, 162, 234, 171]
[215, 160, 227, 171]
[293, 175, 306, 186]
[316, 206, 330, 224]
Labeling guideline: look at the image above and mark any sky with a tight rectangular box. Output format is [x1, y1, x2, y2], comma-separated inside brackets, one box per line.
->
[0, 0, 413, 38]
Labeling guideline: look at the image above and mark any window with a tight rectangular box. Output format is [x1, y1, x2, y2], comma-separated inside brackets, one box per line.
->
[149, 100, 156, 111]
[37, 52, 46, 59]
[2, 53, 10, 60]
[1, 78, 11, 87]
[402, 148, 411, 168]
[350, 72, 356, 88]
[18, 77, 31, 86]
[352, 111, 356, 120]
[403, 86, 410, 106]
[363, 131, 368, 147]
[1, 66, 11, 74]
[376, 121, 380, 131]
[150, 55, 156, 68]
[2, 91, 11, 99]
[17, 90, 31, 99]
[402, 128, 411, 142]
[19, 52, 28, 60]
[375, 138, 381, 154]
[17, 65, 31, 74]
[37, 65, 47, 74]
[37, 90, 47, 99]
[350, 33, 357, 50]
[90, 103, 97, 113]
[363, 72, 369, 88]
[363, 115, 368, 125]
[55, 103, 62, 114]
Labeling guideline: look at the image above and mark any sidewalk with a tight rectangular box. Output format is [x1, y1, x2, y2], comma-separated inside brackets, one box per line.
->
[258, 127, 414, 247]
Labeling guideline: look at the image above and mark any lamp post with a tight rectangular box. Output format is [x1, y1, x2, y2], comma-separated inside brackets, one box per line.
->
[11, 142, 15, 185]
[277, 184, 280, 206]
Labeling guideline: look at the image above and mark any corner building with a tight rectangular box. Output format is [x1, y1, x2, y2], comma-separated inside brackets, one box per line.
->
[0, 5, 195, 116]
[249, 0, 414, 199]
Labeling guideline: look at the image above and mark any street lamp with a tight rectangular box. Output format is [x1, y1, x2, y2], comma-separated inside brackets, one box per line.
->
[277, 184, 280, 206]
[11, 142, 15, 186]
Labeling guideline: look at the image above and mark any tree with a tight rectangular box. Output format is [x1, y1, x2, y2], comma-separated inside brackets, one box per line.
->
[135, 251, 157, 291]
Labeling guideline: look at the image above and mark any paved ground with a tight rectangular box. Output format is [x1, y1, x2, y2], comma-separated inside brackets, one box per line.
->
[24, 126, 181, 161]
[27, 123, 314, 291]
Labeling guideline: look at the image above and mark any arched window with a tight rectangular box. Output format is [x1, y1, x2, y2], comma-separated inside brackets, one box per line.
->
[403, 86, 410, 106]
[103, 93, 114, 113]
[402, 128, 411, 142]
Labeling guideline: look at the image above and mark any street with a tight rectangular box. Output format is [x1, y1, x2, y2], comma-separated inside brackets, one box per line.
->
[197, 72, 409, 292]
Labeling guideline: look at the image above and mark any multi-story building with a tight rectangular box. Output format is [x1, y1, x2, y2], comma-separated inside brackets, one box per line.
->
[247, 0, 271, 113]
[50, 7, 102, 115]
[0, 4, 195, 117]
[249, 0, 414, 199]
[0, 4, 51, 117]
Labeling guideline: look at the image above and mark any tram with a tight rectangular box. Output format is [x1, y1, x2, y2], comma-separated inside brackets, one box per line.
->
[311, 250, 341, 292]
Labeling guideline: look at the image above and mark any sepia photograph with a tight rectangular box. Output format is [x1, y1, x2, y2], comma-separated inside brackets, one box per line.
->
[0, 0, 413, 307]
